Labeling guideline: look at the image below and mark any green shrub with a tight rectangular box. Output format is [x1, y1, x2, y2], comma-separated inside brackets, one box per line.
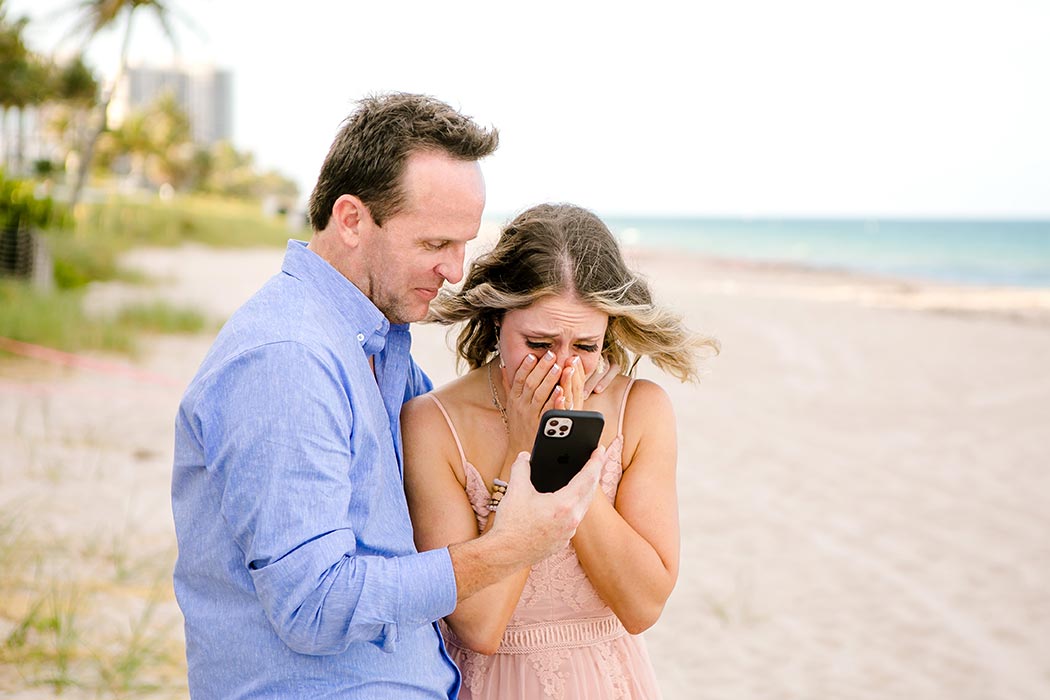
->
[44, 193, 307, 289]
[0, 171, 68, 232]
[0, 280, 211, 356]
[0, 280, 133, 354]
[115, 301, 207, 334]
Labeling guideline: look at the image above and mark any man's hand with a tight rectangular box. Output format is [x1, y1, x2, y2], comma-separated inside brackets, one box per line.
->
[448, 442, 613, 601]
[488, 446, 605, 564]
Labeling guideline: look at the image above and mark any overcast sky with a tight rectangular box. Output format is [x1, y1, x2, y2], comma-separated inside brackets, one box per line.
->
[10, 0, 1050, 218]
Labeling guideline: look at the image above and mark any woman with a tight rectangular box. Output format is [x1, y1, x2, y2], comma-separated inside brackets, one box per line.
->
[402, 203, 716, 699]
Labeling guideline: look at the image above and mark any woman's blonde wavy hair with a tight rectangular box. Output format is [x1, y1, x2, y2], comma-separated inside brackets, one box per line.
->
[427, 203, 718, 382]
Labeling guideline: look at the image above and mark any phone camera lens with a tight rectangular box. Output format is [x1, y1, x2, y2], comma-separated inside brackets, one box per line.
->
[546, 428, 557, 436]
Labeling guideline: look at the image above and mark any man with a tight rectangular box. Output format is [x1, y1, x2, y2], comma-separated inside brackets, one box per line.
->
[171, 93, 606, 698]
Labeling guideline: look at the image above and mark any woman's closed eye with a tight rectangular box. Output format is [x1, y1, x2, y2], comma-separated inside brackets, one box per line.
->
[525, 340, 600, 353]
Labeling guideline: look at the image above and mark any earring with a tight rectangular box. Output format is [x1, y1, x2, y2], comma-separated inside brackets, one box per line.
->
[494, 325, 505, 368]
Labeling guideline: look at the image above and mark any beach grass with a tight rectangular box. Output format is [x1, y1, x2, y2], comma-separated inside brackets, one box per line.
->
[0, 506, 186, 697]
[46, 193, 306, 291]
[0, 193, 293, 354]
[0, 280, 208, 355]
[114, 301, 208, 335]
[0, 280, 135, 354]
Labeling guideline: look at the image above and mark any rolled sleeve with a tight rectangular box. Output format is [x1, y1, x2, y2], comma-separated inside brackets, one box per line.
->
[397, 547, 457, 628]
[251, 538, 456, 655]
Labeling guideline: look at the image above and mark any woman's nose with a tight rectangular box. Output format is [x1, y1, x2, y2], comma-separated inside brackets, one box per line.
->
[559, 353, 579, 371]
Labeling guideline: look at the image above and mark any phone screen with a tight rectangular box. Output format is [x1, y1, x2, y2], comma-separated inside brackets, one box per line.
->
[530, 409, 605, 492]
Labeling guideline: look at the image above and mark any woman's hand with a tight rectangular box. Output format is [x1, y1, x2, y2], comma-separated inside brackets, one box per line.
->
[502, 352, 562, 456]
[583, 356, 620, 397]
[554, 356, 586, 411]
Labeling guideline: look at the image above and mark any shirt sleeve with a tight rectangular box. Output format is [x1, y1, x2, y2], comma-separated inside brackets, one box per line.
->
[192, 341, 456, 655]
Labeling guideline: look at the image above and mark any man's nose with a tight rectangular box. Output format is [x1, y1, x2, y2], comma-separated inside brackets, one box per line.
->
[437, 246, 465, 284]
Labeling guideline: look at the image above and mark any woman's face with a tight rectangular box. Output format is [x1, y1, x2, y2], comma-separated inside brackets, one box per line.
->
[497, 292, 609, 383]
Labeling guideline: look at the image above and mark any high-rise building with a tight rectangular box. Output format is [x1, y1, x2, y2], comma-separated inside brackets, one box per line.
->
[108, 64, 233, 145]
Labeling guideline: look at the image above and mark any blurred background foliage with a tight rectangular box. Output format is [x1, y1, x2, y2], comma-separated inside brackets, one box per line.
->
[0, 0, 308, 357]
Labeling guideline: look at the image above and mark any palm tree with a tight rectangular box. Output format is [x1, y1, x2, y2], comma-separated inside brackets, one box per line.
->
[38, 56, 98, 178]
[64, 0, 188, 206]
[0, 3, 32, 171]
[102, 89, 192, 189]
[1, 8, 60, 177]
[143, 90, 193, 187]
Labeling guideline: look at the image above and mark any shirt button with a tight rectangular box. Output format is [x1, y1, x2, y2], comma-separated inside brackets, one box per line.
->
[356, 333, 365, 343]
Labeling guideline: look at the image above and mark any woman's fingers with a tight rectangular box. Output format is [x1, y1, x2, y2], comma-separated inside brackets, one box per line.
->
[518, 351, 556, 401]
[583, 357, 619, 396]
[509, 352, 539, 399]
[551, 385, 565, 410]
[569, 358, 586, 410]
[531, 358, 562, 407]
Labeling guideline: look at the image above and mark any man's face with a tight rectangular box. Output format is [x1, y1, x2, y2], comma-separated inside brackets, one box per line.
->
[361, 151, 485, 324]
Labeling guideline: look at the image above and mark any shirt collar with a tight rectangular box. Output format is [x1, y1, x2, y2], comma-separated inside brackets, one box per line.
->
[280, 239, 400, 354]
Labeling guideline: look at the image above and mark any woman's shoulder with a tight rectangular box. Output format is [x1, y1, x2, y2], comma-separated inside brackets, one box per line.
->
[402, 370, 483, 434]
[402, 373, 485, 485]
[616, 377, 676, 467]
[623, 376, 673, 411]
[598, 375, 672, 418]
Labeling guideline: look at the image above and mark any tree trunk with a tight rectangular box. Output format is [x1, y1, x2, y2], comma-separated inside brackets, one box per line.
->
[15, 107, 25, 176]
[1, 106, 9, 172]
[68, 9, 137, 207]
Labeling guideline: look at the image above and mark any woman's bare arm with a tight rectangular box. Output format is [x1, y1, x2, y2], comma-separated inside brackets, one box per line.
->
[570, 380, 681, 634]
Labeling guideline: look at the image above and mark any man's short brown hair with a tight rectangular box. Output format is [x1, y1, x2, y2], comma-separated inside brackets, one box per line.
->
[307, 93, 499, 230]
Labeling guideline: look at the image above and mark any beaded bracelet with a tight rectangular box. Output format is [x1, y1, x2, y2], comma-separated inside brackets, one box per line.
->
[488, 478, 509, 512]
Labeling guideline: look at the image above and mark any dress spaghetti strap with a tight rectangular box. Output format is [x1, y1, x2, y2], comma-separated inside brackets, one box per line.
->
[616, 377, 637, 434]
[424, 394, 469, 471]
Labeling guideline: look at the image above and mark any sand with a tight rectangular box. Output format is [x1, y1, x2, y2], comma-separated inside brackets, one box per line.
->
[1, 239, 1048, 699]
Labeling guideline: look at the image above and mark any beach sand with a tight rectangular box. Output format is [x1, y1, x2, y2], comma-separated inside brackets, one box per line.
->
[2, 240, 1049, 698]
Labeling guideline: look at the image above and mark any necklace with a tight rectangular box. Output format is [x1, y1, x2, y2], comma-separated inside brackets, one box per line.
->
[487, 362, 509, 433]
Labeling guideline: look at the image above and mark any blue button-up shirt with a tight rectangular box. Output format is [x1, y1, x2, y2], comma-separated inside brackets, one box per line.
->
[172, 240, 459, 699]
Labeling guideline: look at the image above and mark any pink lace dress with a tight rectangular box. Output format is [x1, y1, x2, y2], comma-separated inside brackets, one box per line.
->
[426, 380, 663, 699]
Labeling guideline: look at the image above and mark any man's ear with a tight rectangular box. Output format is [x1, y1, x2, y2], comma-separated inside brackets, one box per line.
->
[330, 194, 373, 248]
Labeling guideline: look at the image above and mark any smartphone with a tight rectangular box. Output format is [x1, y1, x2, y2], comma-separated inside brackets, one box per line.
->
[529, 409, 605, 493]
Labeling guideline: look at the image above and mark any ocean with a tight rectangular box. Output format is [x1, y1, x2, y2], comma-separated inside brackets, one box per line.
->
[600, 217, 1050, 289]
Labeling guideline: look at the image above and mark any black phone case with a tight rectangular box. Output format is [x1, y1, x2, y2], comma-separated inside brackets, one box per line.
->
[530, 409, 605, 493]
